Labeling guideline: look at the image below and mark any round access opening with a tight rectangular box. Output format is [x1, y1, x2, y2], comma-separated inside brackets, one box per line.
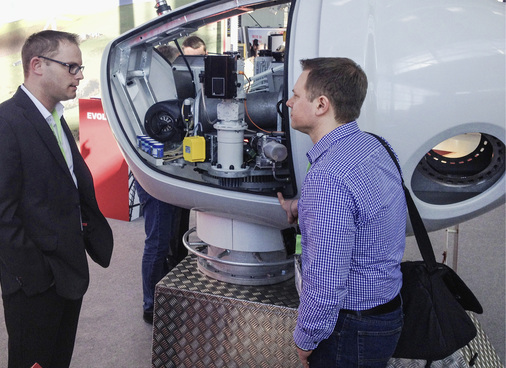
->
[411, 133, 505, 205]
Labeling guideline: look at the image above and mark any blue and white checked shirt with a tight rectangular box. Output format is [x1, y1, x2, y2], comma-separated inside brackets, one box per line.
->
[294, 121, 407, 351]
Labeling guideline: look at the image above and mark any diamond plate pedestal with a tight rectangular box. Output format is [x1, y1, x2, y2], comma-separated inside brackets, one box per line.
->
[152, 256, 504, 368]
[152, 255, 300, 368]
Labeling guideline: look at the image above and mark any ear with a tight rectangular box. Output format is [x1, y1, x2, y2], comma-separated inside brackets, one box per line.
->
[30, 56, 44, 76]
[314, 95, 330, 116]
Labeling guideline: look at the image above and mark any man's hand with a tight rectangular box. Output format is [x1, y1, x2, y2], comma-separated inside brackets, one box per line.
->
[296, 347, 312, 368]
[277, 192, 298, 224]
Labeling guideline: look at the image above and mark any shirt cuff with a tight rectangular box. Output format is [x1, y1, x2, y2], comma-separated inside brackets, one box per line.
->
[293, 324, 319, 351]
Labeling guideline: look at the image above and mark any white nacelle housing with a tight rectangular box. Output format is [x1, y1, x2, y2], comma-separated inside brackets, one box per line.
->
[101, 0, 505, 284]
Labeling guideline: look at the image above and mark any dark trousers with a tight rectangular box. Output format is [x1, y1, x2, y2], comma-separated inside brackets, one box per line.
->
[309, 306, 403, 368]
[2, 286, 83, 368]
[135, 180, 189, 312]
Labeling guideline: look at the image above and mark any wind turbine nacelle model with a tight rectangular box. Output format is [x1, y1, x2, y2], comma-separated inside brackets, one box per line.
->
[101, 0, 505, 285]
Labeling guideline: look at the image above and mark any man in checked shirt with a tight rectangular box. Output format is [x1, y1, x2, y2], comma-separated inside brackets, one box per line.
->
[278, 57, 407, 368]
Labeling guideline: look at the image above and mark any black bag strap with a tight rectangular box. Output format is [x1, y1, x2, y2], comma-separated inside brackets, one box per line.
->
[368, 133, 438, 271]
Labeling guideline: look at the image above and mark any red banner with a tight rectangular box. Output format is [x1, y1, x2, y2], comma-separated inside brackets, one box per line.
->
[79, 98, 129, 221]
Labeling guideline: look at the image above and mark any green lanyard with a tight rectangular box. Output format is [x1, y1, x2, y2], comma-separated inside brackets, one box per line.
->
[295, 162, 312, 254]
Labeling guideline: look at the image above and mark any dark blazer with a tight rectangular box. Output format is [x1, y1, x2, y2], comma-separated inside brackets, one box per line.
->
[0, 87, 113, 300]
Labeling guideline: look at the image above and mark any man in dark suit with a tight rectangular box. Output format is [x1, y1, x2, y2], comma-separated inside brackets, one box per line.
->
[0, 30, 113, 368]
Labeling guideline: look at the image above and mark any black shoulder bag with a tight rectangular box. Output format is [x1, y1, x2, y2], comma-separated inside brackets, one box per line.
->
[371, 134, 483, 361]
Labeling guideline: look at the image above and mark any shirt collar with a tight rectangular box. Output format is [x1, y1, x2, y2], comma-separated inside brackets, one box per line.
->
[20, 84, 64, 121]
[306, 121, 360, 165]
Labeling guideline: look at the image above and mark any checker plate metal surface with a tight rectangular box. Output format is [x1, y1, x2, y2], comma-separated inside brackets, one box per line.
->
[152, 255, 300, 368]
[463, 313, 504, 368]
[152, 256, 504, 368]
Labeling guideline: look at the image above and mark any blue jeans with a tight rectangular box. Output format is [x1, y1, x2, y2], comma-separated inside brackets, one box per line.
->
[135, 181, 188, 312]
[309, 306, 403, 368]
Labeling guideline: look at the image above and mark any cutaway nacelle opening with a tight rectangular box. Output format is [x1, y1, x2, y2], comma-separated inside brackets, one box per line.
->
[128, 48, 294, 196]
[412, 133, 505, 205]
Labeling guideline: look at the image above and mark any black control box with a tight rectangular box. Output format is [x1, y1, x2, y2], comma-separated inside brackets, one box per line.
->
[204, 55, 237, 99]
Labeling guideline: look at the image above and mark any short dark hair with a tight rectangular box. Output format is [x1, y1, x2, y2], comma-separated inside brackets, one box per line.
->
[22, 30, 80, 78]
[300, 57, 368, 124]
[182, 35, 206, 52]
[157, 45, 180, 63]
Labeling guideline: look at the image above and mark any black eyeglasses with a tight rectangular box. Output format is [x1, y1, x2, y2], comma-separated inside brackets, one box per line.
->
[38, 55, 84, 75]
